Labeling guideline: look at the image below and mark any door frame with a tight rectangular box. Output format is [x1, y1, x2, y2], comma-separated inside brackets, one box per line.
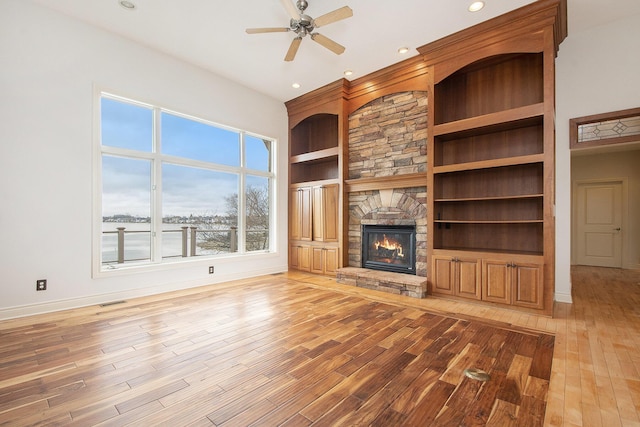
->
[572, 177, 628, 268]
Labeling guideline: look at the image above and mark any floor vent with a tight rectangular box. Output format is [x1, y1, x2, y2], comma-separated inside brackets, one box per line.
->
[99, 300, 126, 307]
[464, 368, 491, 382]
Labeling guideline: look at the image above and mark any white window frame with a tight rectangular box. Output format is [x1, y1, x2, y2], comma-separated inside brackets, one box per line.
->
[92, 90, 276, 276]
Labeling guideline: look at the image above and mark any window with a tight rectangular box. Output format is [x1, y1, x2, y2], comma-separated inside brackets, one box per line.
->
[98, 94, 275, 271]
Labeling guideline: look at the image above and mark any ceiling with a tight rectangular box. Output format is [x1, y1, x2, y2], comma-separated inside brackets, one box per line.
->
[29, 0, 640, 103]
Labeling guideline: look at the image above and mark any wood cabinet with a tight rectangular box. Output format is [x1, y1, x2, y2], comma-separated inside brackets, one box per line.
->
[432, 253, 481, 300]
[286, 82, 347, 275]
[433, 251, 543, 308]
[289, 184, 339, 274]
[482, 257, 543, 309]
[311, 246, 339, 275]
[290, 187, 312, 241]
[312, 184, 339, 242]
[290, 244, 311, 272]
[420, 0, 566, 315]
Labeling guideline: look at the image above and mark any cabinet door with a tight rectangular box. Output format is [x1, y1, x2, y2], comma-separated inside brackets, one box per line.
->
[312, 184, 339, 242]
[310, 246, 339, 275]
[456, 257, 481, 300]
[299, 245, 311, 271]
[432, 255, 455, 295]
[324, 247, 339, 275]
[290, 244, 300, 269]
[310, 247, 325, 274]
[291, 187, 312, 241]
[482, 259, 511, 305]
[512, 262, 543, 309]
[290, 244, 310, 272]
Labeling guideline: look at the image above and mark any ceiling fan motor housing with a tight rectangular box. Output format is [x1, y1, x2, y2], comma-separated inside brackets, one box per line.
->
[290, 15, 314, 36]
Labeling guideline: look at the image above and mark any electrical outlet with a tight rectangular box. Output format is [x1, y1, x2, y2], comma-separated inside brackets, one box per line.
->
[36, 279, 47, 291]
[208, 266, 214, 274]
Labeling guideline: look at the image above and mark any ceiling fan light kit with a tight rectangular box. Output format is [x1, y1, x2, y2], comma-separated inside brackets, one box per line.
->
[246, 0, 353, 62]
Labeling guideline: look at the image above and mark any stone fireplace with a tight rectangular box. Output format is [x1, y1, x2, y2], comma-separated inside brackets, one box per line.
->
[347, 188, 427, 277]
[337, 90, 428, 298]
[361, 224, 416, 274]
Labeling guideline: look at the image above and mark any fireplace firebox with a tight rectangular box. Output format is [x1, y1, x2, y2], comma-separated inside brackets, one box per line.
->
[361, 225, 416, 275]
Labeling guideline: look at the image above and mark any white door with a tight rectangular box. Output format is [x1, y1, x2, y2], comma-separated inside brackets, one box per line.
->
[576, 181, 623, 267]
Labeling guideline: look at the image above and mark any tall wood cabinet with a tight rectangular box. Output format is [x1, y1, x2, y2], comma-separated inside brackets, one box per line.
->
[285, 81, 348, 276]
[419, 0, 566, 315]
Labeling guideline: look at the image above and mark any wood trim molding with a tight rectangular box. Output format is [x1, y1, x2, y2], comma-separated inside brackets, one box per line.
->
[417, 0, 566, 83]
[347, 56, 429, 114]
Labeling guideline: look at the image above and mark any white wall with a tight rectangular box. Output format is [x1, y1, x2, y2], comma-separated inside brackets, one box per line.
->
[555, 12, 640, 302]
[572, 151, 640, 269]
[0, 1, 289, 319]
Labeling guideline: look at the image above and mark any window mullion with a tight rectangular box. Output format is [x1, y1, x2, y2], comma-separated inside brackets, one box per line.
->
[151, 107, 163, 263]
[237, 132, 246, 254]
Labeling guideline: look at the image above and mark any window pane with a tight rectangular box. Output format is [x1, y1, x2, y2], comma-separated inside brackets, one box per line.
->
[162, 163, 239, 256]
[102, 155, 151, 265]
[245, 135, 271, 172]
[245, 175, 270, 252]
[161, 113, 240, 166]
[101, 98, 152, 151]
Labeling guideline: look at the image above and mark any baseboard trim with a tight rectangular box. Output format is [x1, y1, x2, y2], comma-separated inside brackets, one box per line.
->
[0, 267, 285, 321]
[554, 291, 573, 304]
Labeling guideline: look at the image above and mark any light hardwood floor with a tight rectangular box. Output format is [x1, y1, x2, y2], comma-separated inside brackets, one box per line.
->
[0, 265, 638, 426]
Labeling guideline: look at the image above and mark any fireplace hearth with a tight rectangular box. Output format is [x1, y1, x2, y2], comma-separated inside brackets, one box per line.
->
[361, 225, 416, 275]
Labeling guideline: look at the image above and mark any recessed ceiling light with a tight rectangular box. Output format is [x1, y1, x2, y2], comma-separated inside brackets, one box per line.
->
[344, 70, 353, 77]
[119, 1, 136, 10]
[468, 1, 485, 12]
[397, 47, 410, 54]
[292, 83, 301, 89]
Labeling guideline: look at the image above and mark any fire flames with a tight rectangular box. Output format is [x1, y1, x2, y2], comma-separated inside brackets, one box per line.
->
[373, 234, 404, 258]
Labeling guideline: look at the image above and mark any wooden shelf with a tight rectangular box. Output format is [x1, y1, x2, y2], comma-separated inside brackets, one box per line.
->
[434, 103, 544, 137]
[290, 155, 339, 184]
[433, 248, 544, 257]
[435, 194, 543, 202]
[435, 220, 543, 224]
[290, 146, 340, 164]
[433, 154, 544, 174]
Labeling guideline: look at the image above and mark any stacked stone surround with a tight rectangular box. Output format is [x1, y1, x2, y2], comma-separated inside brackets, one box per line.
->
[337, 267, 427, 298]
[348, 91, 427, 179]
[338, 91, 429, 297]
[336, 91, 429, 297]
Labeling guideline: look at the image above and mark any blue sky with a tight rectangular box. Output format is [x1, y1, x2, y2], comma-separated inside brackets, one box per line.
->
[101, 97, 270, 217]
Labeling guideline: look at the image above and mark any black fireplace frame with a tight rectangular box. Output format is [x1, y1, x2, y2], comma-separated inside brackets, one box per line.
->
[361, 224, 416, 275]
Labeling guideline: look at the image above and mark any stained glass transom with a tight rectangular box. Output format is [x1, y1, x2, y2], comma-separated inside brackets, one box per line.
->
[578, 115, 640, 143]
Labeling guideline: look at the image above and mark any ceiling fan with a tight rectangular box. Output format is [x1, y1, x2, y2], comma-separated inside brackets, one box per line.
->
[246, 0, 353, 62]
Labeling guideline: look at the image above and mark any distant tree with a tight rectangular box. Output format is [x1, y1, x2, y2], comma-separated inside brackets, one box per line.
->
[244, 185, 269, 251]
[195, 184, 269, 253]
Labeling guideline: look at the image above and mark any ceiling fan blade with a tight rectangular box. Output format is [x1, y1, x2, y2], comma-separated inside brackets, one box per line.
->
[313, 6, 353, 27]
[280, 0, 299, 20]
[246, 27, 290, 34]
[285, 37, 302, 62]
[310, 33, 345, 55]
